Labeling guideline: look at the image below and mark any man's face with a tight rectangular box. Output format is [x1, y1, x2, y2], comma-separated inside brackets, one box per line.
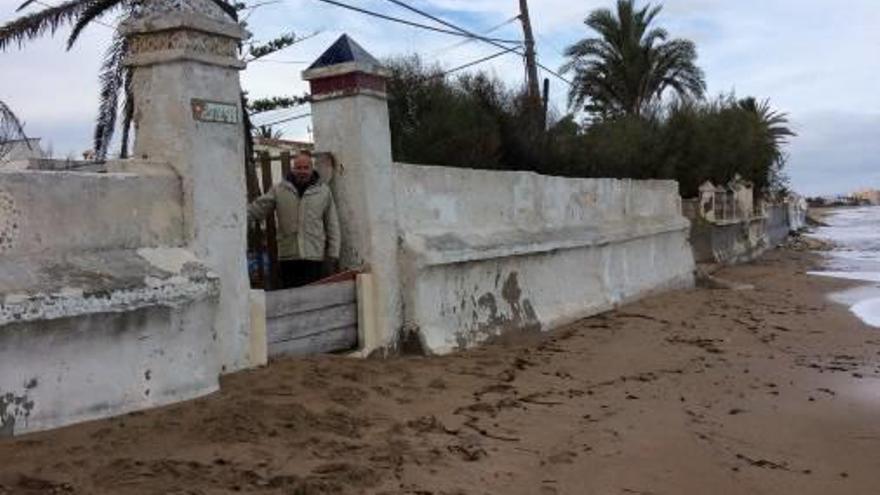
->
[291, 155, 313, 184]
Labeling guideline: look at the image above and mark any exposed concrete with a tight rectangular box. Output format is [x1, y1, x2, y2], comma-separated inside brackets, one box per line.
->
[684, 185, 807, 265]
[0, 247, 220, 436]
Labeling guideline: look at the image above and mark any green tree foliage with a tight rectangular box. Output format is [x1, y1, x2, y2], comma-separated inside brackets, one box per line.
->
[386, 55, 580, 175]
[560, 0, 705, 118]
[385, 56, 793, 199]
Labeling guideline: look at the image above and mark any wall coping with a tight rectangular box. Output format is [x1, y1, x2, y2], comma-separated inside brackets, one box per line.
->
[400, 216, 690, 267]
[393, 161, 681, 189]
[121, 12, 248, 40]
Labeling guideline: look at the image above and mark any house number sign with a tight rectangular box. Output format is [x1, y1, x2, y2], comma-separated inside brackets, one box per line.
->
[191, 99, 239, 124]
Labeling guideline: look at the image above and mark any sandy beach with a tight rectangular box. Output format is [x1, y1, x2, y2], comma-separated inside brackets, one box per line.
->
[2, 246, 880, 495]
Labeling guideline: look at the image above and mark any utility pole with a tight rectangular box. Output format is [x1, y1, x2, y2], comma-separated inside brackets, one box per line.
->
[518, 0, 541, 102]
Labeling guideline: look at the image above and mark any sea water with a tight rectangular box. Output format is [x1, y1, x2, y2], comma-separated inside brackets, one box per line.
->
[808, 206, 880, 327]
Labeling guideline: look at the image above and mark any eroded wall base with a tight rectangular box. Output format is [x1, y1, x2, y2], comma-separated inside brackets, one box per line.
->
[0, 299, 218, 437]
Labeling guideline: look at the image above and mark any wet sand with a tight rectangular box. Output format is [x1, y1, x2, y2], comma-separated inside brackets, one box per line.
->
[2, 248, 880, 495]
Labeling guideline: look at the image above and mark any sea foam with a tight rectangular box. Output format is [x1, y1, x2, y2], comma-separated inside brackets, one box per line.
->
[808, 206, 880, 328]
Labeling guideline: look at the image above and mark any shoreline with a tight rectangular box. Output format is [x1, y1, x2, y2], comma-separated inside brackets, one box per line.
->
[2, 248, 880, 494]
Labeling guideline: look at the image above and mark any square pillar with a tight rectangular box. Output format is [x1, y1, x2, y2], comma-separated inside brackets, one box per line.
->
[303, 35, 402, 355]
[122, 5, 252, 372]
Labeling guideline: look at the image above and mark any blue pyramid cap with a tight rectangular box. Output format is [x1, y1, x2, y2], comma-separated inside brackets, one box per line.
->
[306, 34, 382, 71]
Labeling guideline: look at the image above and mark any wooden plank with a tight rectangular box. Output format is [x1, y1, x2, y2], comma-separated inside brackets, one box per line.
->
[259, 151, 279, 290]
[266, 280, 356, 318]
[269, 325, 358, 358]
[267, 303, 357, 344]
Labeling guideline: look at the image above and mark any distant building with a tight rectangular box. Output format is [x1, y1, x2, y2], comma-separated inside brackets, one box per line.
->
[253, 137, 313, 157]
[853, 189, 880, 205]
[252, 137, 314, 190]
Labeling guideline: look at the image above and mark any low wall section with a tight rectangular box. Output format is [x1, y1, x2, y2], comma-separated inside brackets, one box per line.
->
[0, 166, 222, 437]
[393, 164, 695, 353]
[684, 196, 808, 265]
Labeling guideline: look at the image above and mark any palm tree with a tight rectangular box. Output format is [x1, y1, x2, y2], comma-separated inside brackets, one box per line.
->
[560, 0, 706, 118]
[0, 99, 30, 160]
[737, 97, 795, 154]
[0, 0, 238, 160]
[737, 97, 796, 193]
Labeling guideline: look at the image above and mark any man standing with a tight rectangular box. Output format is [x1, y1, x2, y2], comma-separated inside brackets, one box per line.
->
[248, 151, 341, 288]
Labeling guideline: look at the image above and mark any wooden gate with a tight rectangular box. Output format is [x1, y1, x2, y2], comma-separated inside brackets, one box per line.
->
[266, 277, 359, 357]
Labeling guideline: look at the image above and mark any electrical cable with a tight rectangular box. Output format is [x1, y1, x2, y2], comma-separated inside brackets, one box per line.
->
[431, 14, 520, 56]
[380, 0, 572, 85]
[257, 112, 312, 127]
[435, 45, 520, 78]
[311, 0, 520, 44]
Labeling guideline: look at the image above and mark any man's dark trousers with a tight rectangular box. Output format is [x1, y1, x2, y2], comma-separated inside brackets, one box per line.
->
[279, 259, 324, 288]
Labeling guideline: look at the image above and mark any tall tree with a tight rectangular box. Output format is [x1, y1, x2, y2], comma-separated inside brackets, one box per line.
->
[737, 97, 796, 193]
[560, 0, 705, 118]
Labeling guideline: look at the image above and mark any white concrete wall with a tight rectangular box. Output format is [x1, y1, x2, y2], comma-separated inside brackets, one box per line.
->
[392, 163, 695, 353]
[0, 169, 183, 256]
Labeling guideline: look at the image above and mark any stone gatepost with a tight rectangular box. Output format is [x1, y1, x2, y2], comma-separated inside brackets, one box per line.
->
[698, 181, 716, 222]
[303, 35, 402, 355]
[122, 0, 252, 372]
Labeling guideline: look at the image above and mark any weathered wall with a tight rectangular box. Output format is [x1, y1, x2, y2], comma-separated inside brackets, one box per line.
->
[0, 247, 220, 436]
[125, 12, 252, 373]
[0, 169, 183, 256]
[688, 217, 768, 265]
[766, 203, 791, 247]
[1, 1, 259, 437]
[684, 196, 806, 265]
[393, 164, 695, 353]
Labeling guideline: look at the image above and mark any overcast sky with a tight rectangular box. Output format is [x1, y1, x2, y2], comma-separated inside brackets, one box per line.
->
[1, 0, 878, 195]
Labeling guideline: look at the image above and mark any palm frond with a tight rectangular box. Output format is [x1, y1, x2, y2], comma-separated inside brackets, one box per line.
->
[561, 0, 704, 117]
[94, 33, 127, 161]
[67, 0, 123, 50]
[16, 0, 41, 12]
[0, 0, 90, 52]
[119, 67, 134, 158]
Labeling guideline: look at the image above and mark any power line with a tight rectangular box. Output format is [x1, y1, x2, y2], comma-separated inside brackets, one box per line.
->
[250, 59, 309, 64]
[436, 46, 520, 78]
[257, 112, 312, 127]
[432, 14, 520, 56]
[379, 0, 572, 86]
[311, 0, 520, 45]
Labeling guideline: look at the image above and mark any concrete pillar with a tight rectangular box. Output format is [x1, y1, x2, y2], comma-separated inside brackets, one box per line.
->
[303, 35, 401, 354]
[122, 2, 252, 372]
[698, 181, 716, 222]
